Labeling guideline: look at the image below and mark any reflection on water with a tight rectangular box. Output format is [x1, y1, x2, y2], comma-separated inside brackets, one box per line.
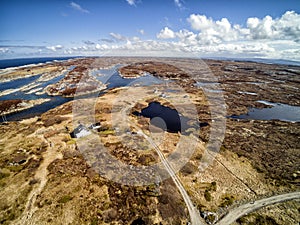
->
[231, 100, 300, 122]
[91, 65, 164, 89]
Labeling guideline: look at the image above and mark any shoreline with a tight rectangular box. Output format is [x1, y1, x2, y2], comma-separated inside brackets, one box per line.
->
[0, 98, 51, 117]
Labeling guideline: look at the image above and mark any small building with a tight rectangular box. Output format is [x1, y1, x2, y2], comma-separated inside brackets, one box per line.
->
[70, 124, 91, 138]
[88, 122, 101, 130]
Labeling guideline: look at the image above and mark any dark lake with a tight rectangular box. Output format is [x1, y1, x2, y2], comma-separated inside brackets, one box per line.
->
[133, 101, 190, 133]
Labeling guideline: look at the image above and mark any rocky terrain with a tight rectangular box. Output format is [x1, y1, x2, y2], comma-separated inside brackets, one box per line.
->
[45, 58, 106, 97]
[118, 61, 189, 79]
[0, 57, 299, 224]
[0, 63, 66, 83]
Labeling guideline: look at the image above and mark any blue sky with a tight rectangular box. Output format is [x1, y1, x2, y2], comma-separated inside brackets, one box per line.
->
[1, 0, 300, 60]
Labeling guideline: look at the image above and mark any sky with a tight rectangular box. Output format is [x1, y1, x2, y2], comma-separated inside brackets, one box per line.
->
[0, 0, 300, 60]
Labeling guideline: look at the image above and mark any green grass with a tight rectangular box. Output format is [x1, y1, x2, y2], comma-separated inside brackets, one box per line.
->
[90, 217, 99, 225]
[219, 195, 235, 207]
[204, 190, 212, 201]
[99, 130, 115, 135]
[67, 139, 76, 145]
[58, 195, 73, 204]
[7, 165, 23, 172]
[0, 172, 10, 180]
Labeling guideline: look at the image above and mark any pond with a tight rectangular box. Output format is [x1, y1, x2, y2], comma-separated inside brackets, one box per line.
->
[231, 100, 300, 122]
[133, 101, 191, 133]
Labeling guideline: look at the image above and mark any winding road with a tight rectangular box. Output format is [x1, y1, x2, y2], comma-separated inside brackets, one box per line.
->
[136, 129, 205, 225]
[216, 191, 300, 225]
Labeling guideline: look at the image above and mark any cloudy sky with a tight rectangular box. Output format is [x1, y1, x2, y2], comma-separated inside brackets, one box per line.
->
[1, 0, 300, 61]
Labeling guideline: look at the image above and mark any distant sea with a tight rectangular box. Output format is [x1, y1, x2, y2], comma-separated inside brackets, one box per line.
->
[0, 56, 79, 69]
[204, 57, 300, 66]
[0, 56, 299, 70]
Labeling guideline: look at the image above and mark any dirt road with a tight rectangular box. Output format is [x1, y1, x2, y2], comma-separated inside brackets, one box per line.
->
[136, 129, 205, 225]
[216, 191, 300, 225]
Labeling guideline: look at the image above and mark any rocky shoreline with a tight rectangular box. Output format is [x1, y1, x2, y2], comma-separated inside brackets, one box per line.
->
[0, 98, 51, 116]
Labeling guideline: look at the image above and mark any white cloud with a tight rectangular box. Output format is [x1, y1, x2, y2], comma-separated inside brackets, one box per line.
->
[246, 11, 300, 40]
[188, 14, 213, 31]
[186, 11, 300, 46]
[46, 45, 63, 51]
[101, 38, 115, 43]
[139, 29, 145, 35]
[95, 44, 109, 50]
[187, 14, 240, 44]
[157, 27, 176, 39]
[132, 36, 140, 42]
[174, 0, 184, 10]
[70, 2, 90, 14]
[176, 29, 198, 45]
[2, 11, 300, 62]
[110, 32, 127, 41]
[246, 15, 274, 39]
[126, 0, 136, 6]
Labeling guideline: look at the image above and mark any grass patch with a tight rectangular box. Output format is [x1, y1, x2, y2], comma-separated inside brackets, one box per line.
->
[58, 195, 73, 204]
[90, 217, 99, 225]
[99, 130, 115, 135]
[7, 165, 23, 172]
[67, 139, 76, 145]
[0, 172, 10, 180]
[0, 185, 33, 224]
[0, 180, 6, 188]
[207, 181, 217, 192]
[204, 190, 212, 201]
[219, 194, 235, 208]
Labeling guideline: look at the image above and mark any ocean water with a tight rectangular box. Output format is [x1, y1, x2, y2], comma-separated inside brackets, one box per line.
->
[0, 60, 167, 122]
[204, 57, 300, 66]
[0, 58, 78, 121]
[0, 57, 78, 69]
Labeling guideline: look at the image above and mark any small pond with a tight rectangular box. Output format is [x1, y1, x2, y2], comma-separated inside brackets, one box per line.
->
[231, 100, 300, 122]
[133, 101, 191, 133]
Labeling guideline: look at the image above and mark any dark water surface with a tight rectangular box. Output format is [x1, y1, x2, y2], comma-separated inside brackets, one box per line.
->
[134, 101, 190, 133]
[0, 57, 78, 69]
[231, 101, 300, 122]
[0, 75, 42, 92]
[4, 96, 70, 121]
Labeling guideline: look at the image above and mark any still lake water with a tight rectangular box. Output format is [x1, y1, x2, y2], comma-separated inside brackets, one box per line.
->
[231, 101, 300, 122]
